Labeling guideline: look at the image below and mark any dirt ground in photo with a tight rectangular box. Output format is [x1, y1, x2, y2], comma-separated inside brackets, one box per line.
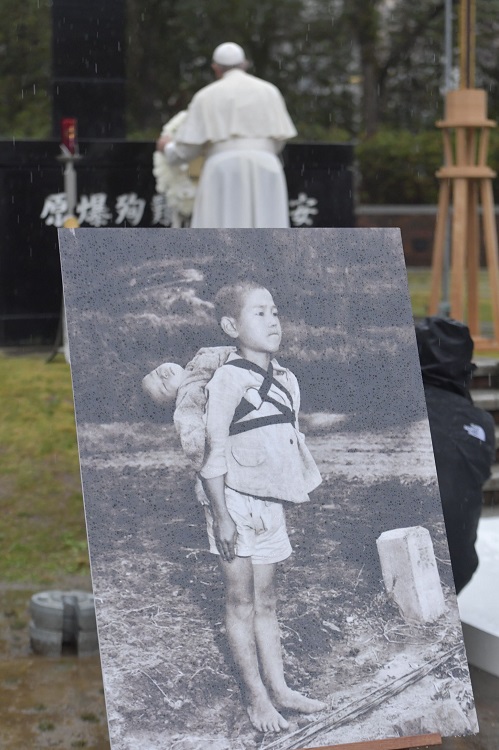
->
[74, 414, 476, 750]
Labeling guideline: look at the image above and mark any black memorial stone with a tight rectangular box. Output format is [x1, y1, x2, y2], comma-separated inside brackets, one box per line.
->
[0, 140, 354, 345]
[284, 143, 355, 228]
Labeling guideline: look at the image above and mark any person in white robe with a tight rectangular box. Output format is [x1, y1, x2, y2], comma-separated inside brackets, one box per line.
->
[155, 42, 297, 228]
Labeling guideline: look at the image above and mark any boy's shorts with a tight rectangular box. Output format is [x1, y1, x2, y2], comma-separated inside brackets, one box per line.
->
[204, 486, 292, 565]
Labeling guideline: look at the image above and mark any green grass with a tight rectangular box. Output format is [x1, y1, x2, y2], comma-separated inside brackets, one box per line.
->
[406, 268, 435, 319]
[38, 721, 56, 732]
[407, 267, 499, 357]
[0, 354, 89, 584]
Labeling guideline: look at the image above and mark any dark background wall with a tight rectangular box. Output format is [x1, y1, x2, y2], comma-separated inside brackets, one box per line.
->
[0, 141, 354, 346]
[51, 0, 126, 139]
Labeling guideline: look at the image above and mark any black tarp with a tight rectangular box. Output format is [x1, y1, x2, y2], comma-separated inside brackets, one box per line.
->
[416, 317, 496, 593]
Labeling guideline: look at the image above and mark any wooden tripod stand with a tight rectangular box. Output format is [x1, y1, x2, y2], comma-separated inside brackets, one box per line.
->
[429, 88, 499, 349]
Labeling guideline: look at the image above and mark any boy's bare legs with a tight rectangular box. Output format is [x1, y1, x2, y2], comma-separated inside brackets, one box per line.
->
[220, 556, 289, 732]
[253, 563, 327, 714]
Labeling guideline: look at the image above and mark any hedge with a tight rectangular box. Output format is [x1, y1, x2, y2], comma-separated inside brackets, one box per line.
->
[355, 128, 499, 205]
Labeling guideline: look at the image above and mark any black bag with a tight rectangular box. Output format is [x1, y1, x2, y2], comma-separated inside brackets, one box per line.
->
[416, 317, 495, 593]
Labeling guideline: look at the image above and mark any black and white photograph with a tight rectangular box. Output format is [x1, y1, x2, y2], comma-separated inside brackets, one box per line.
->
[58, 227, 478, 750]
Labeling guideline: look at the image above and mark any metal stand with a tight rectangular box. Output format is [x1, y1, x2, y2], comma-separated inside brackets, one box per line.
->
[46, 300, 65, 363]
[429, 88, 499, 349]
[47, 147, 81, 363]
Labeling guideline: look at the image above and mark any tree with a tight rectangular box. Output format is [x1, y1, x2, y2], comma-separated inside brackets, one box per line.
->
[475, 0, 499, 121]
[0, 0, 51, 138]
[340, 0, 454, 136]
[125, 0, 348, 138]
[125, 0, 460, 139]
[2, 0, 499, 141]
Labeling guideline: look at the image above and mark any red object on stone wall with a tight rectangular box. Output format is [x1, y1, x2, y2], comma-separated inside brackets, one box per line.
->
[60, 118, 78, 155]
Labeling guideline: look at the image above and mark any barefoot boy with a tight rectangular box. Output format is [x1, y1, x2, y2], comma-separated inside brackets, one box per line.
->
[199, 281, 326, 733]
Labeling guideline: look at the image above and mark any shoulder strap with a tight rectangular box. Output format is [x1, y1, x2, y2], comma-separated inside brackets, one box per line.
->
[224, 359, 294, 406]
[223, 359, 296, 436]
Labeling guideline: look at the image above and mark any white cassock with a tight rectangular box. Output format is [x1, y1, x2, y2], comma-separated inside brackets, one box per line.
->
[165, 69, 297, 228]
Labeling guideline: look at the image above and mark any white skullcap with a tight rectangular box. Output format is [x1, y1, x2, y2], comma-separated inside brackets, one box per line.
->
[212, 42, 246, 66]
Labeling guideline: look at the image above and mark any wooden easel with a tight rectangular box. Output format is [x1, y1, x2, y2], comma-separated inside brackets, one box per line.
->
[298, 733, 442, 749]
[429, 88, 499, 349]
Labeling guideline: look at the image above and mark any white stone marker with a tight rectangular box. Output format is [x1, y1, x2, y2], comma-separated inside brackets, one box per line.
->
[376, 526, 446, 623]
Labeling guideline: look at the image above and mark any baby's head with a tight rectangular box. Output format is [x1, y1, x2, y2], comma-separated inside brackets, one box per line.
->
[142, 362, 185, 405]
[214, 281, 281, 355]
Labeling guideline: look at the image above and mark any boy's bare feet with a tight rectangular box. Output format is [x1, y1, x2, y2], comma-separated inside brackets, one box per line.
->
[247, 693, 290, 733]
[272, 687, 327, 714]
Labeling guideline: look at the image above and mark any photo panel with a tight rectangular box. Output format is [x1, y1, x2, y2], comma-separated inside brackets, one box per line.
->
[58, 227, 477, 750]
